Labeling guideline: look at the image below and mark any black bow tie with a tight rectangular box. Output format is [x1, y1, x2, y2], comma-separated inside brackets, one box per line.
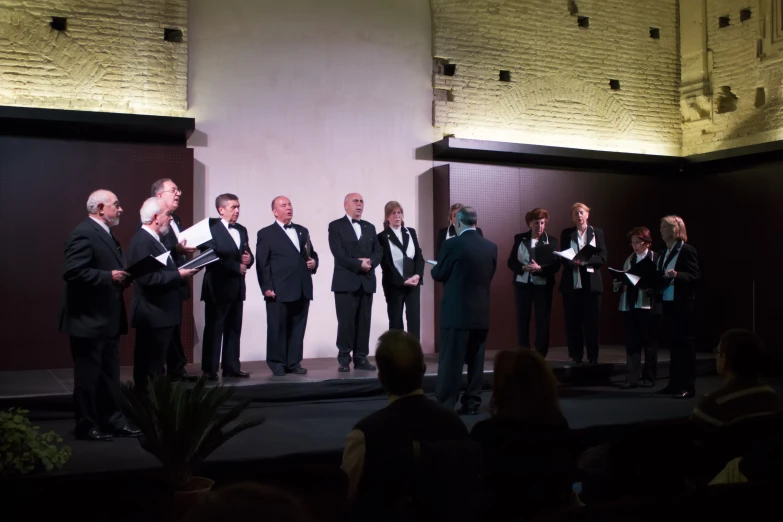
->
[283, 223, 294, 229]
[351, 219, 360, 224]
[228, 223, 237, 229]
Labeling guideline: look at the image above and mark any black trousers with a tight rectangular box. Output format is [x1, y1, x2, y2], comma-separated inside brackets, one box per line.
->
[266, 297, 310, 373]
[513, 283, 553, 357]
[383, 283, 421, 340]
[625, 308, 658, 385]
[133, 325, 175, 393]
[334, 290, 373, 365]
[436, 328, 487, 410]
[202, 300, 243, 374]
[69, 335, 126, 436]
[661, 301, 696, 393]
[166, 322, 187, 376]
[562, 290, 602, 362]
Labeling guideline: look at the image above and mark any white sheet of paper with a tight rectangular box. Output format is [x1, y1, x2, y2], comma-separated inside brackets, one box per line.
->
[155, 251, 170, 265]
[426, 260, 438, 265]
[626, 273, 641, 286]
[553, 248, 576, 260]
[608, 267, 629, 273]
[178, 218, 213, 248]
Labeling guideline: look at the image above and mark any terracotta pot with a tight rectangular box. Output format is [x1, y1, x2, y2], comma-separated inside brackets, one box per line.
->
[172, 476, 214, 520]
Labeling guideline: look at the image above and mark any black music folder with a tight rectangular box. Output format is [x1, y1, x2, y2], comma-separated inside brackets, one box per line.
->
[180, 249, 219, 270]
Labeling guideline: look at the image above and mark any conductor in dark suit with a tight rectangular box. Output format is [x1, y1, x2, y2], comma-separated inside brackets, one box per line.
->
[431, 206, 498, 415]
[256, 196, 319, 376]
[377, 201, 424, 340]
[59, 189, 139, 441]
[329, 192, 382, 372]
[657, 215, 701, 399]
[128, 198, 198, 394]
[200, 193, 254, 380]
[558, 202, 608, 365]
[435, 202, 483, 256]
[145, 178, 199, 382]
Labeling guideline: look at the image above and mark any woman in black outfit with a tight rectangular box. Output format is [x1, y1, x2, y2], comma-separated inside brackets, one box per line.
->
[377, 201, 424, 340]
[656, 215, 701, 399]
[507, 208, 560, 357]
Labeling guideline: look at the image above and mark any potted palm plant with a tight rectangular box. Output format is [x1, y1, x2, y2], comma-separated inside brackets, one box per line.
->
[120, 376, 264, 508]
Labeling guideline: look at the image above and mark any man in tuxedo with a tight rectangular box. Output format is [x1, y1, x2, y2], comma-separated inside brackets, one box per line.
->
[200, 193, 254, 380]
[256, 196, 319, 376]
[431, 206, 497, 415]
[329, 193, 382, 372]
[128, 198, 199, 394]
[147, 178, 199, 382]
[59, 189, 140, 441]
[435, 203, 483, 256]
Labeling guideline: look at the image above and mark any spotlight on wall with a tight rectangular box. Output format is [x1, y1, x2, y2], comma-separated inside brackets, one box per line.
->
[164, 28, 184, 43]
[50, 17, 67, 31]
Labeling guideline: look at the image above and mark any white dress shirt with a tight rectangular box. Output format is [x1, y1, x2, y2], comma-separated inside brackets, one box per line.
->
[170, 219, 181, 239]
[277, 220, 300, 252]
[346, 215, 361, 240]
[89, 216, 111, 236]
[445, 225, 455, 241]
[141, 224, 162, 244]
[662, 242, 681, 301]
[387, 226, 415, 277]
[572, 229, 587, 289]
[222, 218, 241, 249]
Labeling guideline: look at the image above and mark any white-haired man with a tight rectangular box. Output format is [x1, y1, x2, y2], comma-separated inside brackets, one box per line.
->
[59, 190, 140, 441]
[128, 197, 198, 393]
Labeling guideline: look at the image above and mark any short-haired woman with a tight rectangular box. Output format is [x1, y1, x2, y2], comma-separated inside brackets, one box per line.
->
[436, 202, 483, 256]
[657, 215, 701, 399]
[377, 201, 424, 339]
[507, 208, 560, 357]
[559, 202, 608, 365]
[613, 226, 658, 389]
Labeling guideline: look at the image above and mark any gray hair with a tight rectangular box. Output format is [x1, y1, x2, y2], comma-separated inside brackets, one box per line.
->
[456, 206, 478, 227]
[215, 193, 239, 211]
[86, 190, 114, 214]
[151, 178, 173, 196]
[140, 197, 165, 225]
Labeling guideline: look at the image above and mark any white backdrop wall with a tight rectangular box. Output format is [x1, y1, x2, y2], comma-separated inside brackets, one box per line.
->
[187, 0, 435, 363]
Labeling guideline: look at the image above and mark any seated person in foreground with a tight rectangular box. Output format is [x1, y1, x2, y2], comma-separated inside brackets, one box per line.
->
[471, 349, 579, 517]
[690, 329, 783, 429]
[341, 330, 471, 512]
[185, 482, 314, 522]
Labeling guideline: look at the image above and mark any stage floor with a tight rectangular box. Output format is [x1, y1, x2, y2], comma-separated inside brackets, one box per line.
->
[0, 345, 715, 402]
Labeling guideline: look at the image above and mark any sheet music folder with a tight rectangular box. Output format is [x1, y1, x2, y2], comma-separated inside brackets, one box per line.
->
[533, 244, 555, 266]
[125, 255, 166, 279]
[609, 258, 656, 286]
[553, 244, 598, 264]
[180, 249, 219, 270]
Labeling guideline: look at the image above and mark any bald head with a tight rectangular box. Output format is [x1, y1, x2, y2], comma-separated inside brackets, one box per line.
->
[86, 189, 122, 227]
[344, 193, 364, 220]
[271, 196, 293, 224]
[375, 330, 426, 396]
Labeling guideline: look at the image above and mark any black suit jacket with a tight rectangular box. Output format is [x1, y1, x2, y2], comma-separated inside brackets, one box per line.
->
[436, 225, 483, 257]
[128, 228, 182, 329]
[377, 226, 425, 287]
[431, 230, 498, 330]
[256, 222, 319, 303]
[59, 218, 128, 338]
[506, 231, 560, 287]
[328, 216, 382, 293]
[137, 213, 190, 301]
[656, 241, 700, 302]
[200, 219, 254, 304]
[558, 226, 608, 294]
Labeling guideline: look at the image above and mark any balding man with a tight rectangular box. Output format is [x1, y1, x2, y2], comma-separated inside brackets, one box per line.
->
[59, 190, 140, 441]
[329, 193, 382, 372]
[256, 196, 319, 376]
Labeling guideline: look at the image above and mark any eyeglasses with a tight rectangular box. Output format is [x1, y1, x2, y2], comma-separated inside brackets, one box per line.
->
[161, 188, 182, 195]
[630, 241, 645, 246]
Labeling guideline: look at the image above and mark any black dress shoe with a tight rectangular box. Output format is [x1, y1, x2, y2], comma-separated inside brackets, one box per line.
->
[458, 407, 479, 416]
[571, 359, 583, 365]
[77, 428, 113, 442]
[223, 371, 250, 378]
[656, 386, 676, 395]
[287, 367, 307, 375]
[620, 382, 638, 390]
[271, 369, 286, 376]
[672, 391, 695, 399]
[354, 361, 377, 371]
[170, 372, 199, 383]
[113, 426, 141, 438]
[203, 372, 219, 381]
[639, 380, 655, 388]
[338, 365, 350, 373]
[588, 359, 598, 365]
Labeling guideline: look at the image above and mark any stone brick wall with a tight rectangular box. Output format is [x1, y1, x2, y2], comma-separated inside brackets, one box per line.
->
[0, 0, 187, 116]
[682, 0, 783, 155]
[431, 0, 682, 155]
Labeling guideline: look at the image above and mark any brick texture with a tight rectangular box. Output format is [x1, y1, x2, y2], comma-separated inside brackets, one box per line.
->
[682, 1, 783, 155]
[0, 0, 187, 116]
[431, 0, 682, 155]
